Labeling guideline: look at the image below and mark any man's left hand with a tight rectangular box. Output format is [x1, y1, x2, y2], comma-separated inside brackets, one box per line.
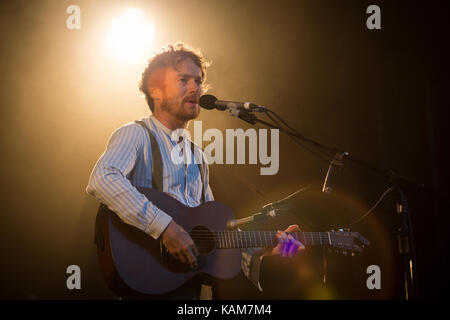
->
[268, 224, 305, 257]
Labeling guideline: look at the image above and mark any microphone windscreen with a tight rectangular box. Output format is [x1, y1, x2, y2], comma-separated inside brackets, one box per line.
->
[199, 94, 218, 110]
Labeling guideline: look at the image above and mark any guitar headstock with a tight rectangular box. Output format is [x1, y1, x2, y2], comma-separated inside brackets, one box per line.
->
[329, 229, 370, 255]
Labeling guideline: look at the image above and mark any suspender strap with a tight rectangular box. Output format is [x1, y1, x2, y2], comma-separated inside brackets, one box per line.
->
[135, 121, 163, 191]
[95, 120, 206, 248]
[135, 120, 206, 203]
[95, 121, 163, 249]
[191, 142, 206, 204]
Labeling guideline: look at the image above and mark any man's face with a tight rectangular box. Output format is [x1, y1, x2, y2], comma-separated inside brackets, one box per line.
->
[153, 58, 203, 122]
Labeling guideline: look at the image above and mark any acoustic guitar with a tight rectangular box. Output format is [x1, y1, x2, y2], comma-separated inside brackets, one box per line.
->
[95, 187, 369, 298]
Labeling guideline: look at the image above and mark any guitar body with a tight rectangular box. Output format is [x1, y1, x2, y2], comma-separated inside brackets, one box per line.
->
[95, 187, 369, 299]
[95, 187, 242, 299]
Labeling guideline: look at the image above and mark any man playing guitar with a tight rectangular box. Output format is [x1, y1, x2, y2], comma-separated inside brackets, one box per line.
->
[86, 43, 304, 299]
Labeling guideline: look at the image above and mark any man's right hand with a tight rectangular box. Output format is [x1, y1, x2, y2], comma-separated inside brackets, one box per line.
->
[161, 220, 199, 269]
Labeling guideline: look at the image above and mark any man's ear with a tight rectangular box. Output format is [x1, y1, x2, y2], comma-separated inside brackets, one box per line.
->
[148, 67, 166, 103]
[149, 86, 162, 101]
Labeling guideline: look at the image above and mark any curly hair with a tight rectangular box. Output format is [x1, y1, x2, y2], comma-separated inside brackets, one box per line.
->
[139, 43, 209, 112]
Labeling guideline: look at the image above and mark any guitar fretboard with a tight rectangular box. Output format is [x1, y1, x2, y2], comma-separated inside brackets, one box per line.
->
[209, 231, 334, 249]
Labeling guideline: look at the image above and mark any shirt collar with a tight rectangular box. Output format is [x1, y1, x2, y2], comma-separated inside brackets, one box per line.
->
[149, 115, 189, 142]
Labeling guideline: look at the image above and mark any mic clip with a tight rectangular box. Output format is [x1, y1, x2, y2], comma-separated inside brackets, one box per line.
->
[257, 204, 278, 221]
[226, 105, 257, 125]
[226, 103, 259, 125]
[322, 151, 348, 193]
[227, 103, 241, 117]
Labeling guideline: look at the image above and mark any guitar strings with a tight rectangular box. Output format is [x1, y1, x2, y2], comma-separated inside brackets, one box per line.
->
[188, 231, 340, 237]
[187, 231, 353, 246]
[188, 231, 341, 238]
[188, 233, 344, 243]
[189, 234, 342, 239]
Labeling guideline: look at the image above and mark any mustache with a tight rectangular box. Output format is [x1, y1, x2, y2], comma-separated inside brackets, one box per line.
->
[184, 95, 199, 103]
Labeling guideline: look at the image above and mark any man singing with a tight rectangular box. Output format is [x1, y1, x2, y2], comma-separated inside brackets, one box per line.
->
[86, 43, 304, 299]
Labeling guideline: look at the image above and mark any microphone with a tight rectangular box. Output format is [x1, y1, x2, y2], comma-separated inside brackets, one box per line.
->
[322, 152, 348, 193]
[226, 187, 310, 229]
[226, 207, 277, 230]
[199, 94, 266, 113]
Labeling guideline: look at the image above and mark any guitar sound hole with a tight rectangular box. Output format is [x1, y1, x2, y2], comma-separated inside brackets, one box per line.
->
[190, 226, 215, 254]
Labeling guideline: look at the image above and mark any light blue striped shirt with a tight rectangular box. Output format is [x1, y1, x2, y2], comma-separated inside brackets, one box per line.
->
[86, 116, 213, 239]
[87, 115, 264, 291]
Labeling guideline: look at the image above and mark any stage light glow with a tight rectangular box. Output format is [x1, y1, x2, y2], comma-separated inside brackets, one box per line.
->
[108, 8, 155, 62]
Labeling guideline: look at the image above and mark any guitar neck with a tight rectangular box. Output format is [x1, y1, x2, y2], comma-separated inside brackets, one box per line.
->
[213, 231, 334, 249]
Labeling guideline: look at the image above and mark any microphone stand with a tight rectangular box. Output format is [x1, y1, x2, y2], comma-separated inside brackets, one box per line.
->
[231, 108, 420, 300]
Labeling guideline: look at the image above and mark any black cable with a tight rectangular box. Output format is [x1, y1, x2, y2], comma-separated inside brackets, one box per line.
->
[262, 110, 332, 163]
[347, 187, 395, 227]
[266, 109, 337, 156]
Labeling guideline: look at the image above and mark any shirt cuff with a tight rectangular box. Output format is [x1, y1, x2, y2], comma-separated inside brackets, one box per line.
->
[145, 206, 173, 239]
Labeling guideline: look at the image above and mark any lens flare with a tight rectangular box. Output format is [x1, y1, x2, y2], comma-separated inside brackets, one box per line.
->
[108, 8, 155, 62]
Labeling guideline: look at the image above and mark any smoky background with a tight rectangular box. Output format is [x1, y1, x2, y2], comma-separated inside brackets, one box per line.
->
[0, 0, 448, 299]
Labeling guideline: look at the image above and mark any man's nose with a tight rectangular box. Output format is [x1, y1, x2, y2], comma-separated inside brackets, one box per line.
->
[187, 79, 201, 94]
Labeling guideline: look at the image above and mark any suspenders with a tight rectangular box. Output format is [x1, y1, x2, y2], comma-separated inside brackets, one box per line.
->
[134, 120, 206, 203]
[95, 120, 206, 248]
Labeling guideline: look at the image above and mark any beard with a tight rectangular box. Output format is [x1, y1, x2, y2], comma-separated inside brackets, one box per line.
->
[161, 96, 200, 122]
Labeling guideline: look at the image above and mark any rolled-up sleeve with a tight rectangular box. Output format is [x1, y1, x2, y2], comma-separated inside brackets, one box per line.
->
[86, 123, 172, 239]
